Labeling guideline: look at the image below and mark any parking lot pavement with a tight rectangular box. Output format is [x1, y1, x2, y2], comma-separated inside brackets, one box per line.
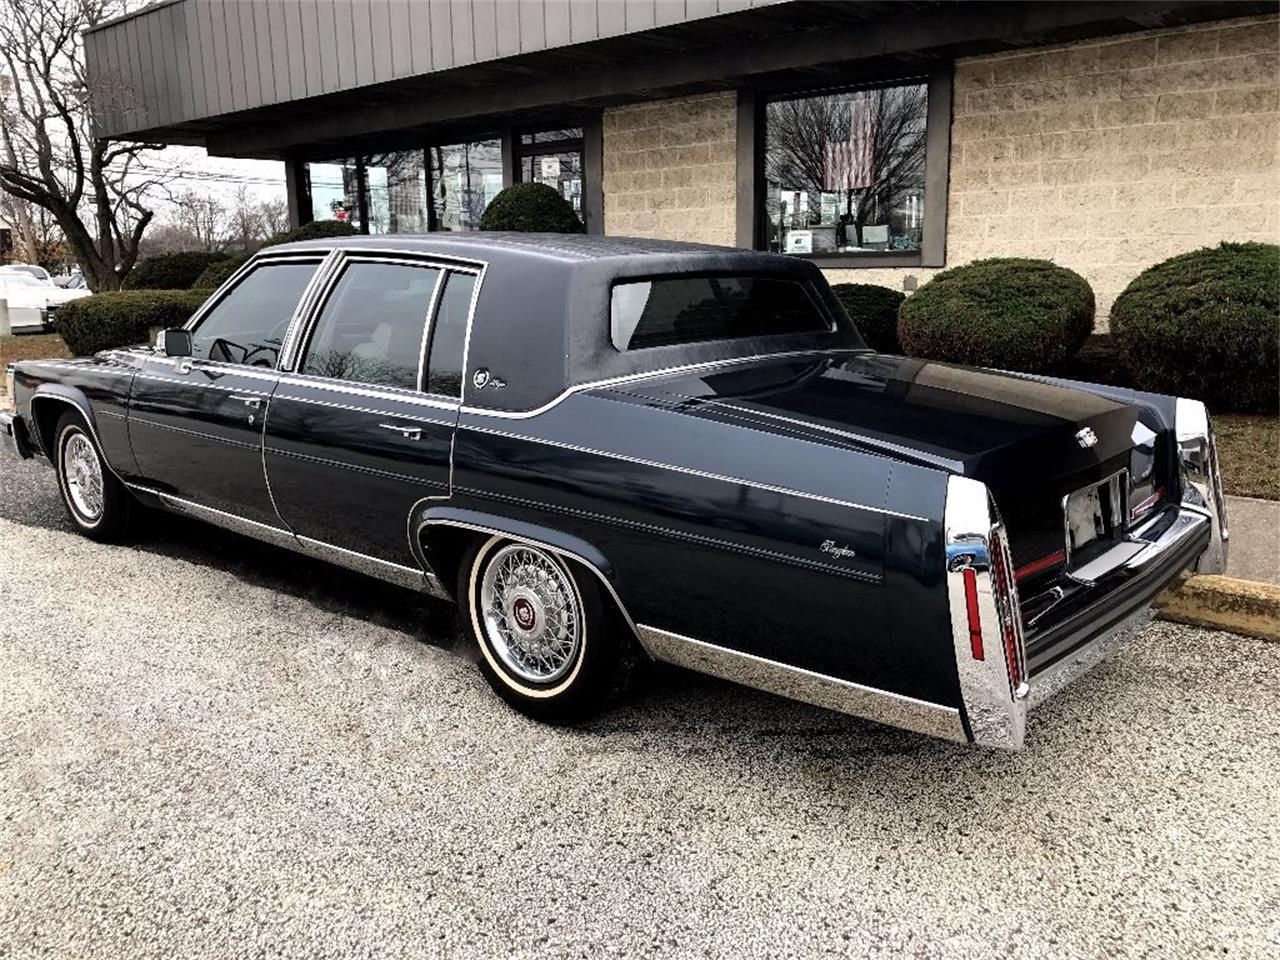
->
[1, 457, 1278, 960]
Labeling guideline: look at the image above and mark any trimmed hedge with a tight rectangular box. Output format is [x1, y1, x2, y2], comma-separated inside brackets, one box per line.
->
[54, 290, 210, 356]
[262, 219, 358, 246]
[124, 251, 230, 290]
[898, 258, 1094, 372]
[479, 182, 584, 233]
[831, 283, 906, 353]
[1110, 242, 1279, 413]
[193, 253, 251, 289]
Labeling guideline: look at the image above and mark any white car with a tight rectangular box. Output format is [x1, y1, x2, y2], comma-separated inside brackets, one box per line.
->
[0, 271, 89, 333]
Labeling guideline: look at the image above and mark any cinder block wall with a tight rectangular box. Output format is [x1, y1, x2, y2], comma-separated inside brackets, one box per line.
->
[602, 91, 738, 246]
[599, 17, 1277, 325]
[826, 14, 1280, 324]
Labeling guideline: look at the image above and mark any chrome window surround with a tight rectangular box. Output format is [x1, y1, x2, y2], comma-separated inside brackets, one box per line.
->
[1174, 397, 1228, 574]
[944, 475, 1029, 751]
[180, 251, 332, 364]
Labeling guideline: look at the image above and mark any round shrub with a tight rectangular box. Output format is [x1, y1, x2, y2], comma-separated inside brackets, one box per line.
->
[478, 182, 584, 233]
[831, 283, 906, 353]
[193, 253, 251, 289]
[54, 290, 211, 356]
[898, 258, 1094, 372]
[124, 251, 230, 290]
[262, 219, 359, 247]
[1110, 242, 1279, 413]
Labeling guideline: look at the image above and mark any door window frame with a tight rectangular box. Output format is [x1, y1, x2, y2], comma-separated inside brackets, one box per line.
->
[278, 249, 486, 405]
[178, 252, 329, 375]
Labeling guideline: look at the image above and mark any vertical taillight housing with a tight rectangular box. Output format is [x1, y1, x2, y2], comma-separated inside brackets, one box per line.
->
[987, 522, 1028, 698]
[944, 476, 1029, 750]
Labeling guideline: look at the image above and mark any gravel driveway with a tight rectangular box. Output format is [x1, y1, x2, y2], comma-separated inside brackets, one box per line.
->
[1, 456, 1277, 959]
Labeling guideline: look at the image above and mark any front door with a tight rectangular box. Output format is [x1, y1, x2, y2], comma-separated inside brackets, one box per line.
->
[265, 257, 478, 567]
[128, 257, 322, 526]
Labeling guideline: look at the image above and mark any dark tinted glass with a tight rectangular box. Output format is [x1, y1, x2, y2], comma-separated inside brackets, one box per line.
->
[191, 262, 319, 367]
[611, 276, 830, 351]
[426, 272, 476, 397]
[300, 262, 441, 390]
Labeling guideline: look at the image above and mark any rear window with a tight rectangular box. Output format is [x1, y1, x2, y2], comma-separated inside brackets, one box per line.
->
[610, 275, 831, 351]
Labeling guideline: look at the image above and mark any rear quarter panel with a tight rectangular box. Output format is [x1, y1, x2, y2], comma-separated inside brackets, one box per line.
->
[452, 391, 960, 707]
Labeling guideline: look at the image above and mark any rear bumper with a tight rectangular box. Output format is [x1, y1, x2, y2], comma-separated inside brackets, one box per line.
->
[0, 410, 34, 460]
[1026, 503, 1210, 706]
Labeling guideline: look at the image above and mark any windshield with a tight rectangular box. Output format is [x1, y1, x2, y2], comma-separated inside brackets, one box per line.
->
[610, 275, 833, 351]
[0, 274, 43, 288]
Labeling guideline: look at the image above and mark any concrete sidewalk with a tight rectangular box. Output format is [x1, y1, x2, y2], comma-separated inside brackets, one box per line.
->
[1225, 494, 1280, 585]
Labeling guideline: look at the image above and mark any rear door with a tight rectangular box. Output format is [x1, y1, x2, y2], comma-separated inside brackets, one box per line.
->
[264, 256, 479, 567]
[128, 256, 323, 526]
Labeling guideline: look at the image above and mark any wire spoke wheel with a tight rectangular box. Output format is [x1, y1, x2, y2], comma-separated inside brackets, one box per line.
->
[479, 544, 582, 685]
[62, 432, 104, 522]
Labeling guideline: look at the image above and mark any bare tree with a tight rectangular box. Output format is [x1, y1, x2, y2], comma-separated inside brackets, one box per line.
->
[0, 0, 170, 290]
[170, 189, 227, 251]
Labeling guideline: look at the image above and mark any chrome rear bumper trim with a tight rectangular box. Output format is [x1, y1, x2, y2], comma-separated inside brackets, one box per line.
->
[636, 624, 967, 743]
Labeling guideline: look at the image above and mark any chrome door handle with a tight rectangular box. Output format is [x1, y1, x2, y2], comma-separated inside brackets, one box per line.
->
[378, 423, 422, 440]
[176, 359, 193, 374]
[229, 395, 263, 408]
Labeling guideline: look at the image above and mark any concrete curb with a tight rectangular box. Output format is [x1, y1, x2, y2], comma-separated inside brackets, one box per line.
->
[1156, 574, 1280, 642]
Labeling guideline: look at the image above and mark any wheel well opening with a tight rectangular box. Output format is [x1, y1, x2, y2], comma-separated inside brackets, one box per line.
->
[418, 525, 482, 598]
[29, 397, 76, 463]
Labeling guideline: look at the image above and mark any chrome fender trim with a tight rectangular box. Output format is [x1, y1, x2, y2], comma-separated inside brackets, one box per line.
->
[944, 475, 1028, 751]
[636, 625, 967, 743]
[1174, 397, 1228, 574]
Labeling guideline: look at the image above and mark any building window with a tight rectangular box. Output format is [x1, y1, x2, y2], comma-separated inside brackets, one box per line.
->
[307, 159, 360, 226]
[761, 81, 929, 261]
[364, 152, 429, 234]
[427, 140, 503, 232]
[516, 127, 585, 219]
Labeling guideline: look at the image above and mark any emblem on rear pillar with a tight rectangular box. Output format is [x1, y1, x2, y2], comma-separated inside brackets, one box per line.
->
[1075, 427, 1098, 449]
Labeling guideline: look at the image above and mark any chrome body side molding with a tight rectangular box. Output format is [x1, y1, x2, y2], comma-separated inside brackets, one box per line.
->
[135, 487, 450, 600]
[635, 624, 968, 743]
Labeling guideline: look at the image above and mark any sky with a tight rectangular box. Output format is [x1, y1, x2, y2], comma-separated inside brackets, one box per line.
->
[148, 148, 287, 216]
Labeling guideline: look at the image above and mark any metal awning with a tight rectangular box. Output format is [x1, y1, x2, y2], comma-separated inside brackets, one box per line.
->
[85, 0, 1272, 159]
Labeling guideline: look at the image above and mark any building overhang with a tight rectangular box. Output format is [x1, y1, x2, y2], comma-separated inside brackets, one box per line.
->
[86, 0, 1275, 159]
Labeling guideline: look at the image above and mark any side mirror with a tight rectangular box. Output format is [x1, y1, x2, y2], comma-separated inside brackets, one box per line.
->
[156, 328, 192, 357]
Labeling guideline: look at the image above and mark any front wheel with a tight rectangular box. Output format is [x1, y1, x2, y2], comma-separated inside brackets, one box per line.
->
[53, 410, 132, 541]
[460, 535, 633, 724]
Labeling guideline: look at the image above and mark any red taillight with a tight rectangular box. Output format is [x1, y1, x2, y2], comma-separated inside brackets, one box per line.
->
[988, 525, 1027, 695]
[1131, 486, 1166, 520]
[1014, 548, 1066, 582]
[962, 567, 984, 660]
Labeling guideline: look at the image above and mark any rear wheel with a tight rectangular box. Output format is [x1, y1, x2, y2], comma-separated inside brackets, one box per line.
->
[53, 410, 132, 541]
[460, 535, 634, 724]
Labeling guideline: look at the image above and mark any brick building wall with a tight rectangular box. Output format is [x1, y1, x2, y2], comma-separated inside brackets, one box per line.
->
[602, 91, 738, 246]
[601, 16, 1278, 327]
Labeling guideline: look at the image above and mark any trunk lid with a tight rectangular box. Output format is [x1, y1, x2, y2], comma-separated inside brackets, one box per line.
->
[609, 352, 1140, 572]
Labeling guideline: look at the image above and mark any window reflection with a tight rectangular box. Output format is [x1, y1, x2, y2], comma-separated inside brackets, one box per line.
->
[428, 140, 503, 231]
[764, 83, 927, 257]
[365, 152, 429, 234]
[308, 160, 360, 227]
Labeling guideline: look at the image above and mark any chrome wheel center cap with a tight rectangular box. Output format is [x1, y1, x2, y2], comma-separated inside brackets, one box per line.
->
[505, 587, 545, 642]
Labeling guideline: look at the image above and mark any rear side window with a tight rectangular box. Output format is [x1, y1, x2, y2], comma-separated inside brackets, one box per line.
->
[300, 262, 441, 390]
[425, 271, 476, 398]
[190, 261, 319, 367]
[610, 275, 831, 351]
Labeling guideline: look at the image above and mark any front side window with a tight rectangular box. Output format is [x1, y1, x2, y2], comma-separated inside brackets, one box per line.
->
[763, 82, 928, 258]
[190, 261, 320, 367]
[427, 140, 503, 232]
[300, 262, 442, 390]
[610, 275, 831, 351]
